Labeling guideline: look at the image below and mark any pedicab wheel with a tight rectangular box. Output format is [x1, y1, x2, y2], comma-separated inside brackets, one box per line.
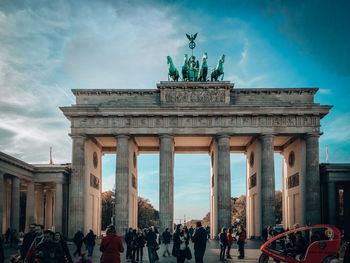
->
[322, 255, 338, 263]
[259, 253, 269, 263]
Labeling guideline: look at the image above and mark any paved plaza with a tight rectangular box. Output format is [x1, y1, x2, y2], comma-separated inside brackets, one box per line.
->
[3, 239, 266, 263]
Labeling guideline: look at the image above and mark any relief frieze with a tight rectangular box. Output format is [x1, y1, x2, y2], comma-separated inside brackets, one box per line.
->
[163, 89, 228, 105]
[73, 114, 319, 129]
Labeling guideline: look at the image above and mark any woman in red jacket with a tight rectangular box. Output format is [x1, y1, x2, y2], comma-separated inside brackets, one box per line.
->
[226, 228, 233, 259]
[100, 225, 124, 263]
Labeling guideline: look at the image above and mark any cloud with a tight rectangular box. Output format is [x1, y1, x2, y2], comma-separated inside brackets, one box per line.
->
[0, 1, 183, 164]
[262, 0, 350, 76]
[62, 2, 184, 90]
[318, 89, 332, 95]
[321, 114, 350, 143]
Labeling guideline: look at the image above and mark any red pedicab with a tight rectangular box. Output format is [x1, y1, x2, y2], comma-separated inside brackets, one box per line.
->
[259, 225, 342, 263]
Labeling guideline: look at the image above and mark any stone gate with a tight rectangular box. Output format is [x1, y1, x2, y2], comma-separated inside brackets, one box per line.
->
[60, 81, 331, 238]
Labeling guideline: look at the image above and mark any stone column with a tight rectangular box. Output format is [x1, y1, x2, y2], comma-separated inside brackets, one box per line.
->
[69, 135, 86, 237]
[10, 176, 20, 231]
[217, 135, 231, 230]
[55, 183, 63, 233]
[115, 135, 130, 236]
[45, 190, 53, 230]
[260, 134, 276, 228]
[0, 172, 4, 234]
[305, 134, 321, 225]
[35, 184, 44, 225]
[25, 181, 35, 231]
[159, 134, 174, 234]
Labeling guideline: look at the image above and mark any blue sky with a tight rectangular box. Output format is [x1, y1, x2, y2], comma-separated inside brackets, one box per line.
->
[0, 0, 349, 221]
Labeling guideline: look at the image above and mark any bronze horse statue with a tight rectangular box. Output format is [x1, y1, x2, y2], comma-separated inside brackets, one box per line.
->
[167, 56, 179, 81]
[182, 54, 190, 81]
[211, 54, 225, 81]
[198, 52, 208, 81]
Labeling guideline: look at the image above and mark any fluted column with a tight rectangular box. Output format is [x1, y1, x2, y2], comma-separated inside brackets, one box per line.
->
[217, 135, 231, 230]
[69, 135, 86, 237]
[115, 135, 130, 236]
[0, 172, 4, 234]
[35, 184, 44, 225]
[55, 183, 63, 233]
[25, 181, 35, 231]
[260, 134, 275, 228]
[45, 190, 53, 229]
[10, 176, 20, 231]
[159, 134, 174, 234]
[305, 134, 321, 224]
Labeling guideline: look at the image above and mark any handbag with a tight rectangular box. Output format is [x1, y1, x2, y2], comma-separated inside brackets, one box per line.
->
[172, 245, 179, 257]
[185, 246, 192, 260]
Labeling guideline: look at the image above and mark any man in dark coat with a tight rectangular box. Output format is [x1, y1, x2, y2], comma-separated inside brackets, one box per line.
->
[125, 227, 133, 261]
[192, 222, 207, 263]
[0, 236, 4, 263]
[34, 230, 63, 263]
[145, 227, 157, 263]
[20, 224, 36, 259]
[25, 224, 44, 263]
[84, 230, 96, 257]
[73, 230, 84, 257]
[161, 228, 171, 257]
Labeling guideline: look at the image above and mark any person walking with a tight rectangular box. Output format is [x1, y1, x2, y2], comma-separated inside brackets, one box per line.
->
[130, 229, 138, 263]
[219, 228, 228, 261]
[125, 227, 133, 261]
[162, 228, 171, 257]
[73, 230, 84, 257]
[236, 225, 246, 259]
[100, 225, 124, 263]
[20, 224, 36, 260]
[84, 230, 96, 257]
[55, 232, 73, 263]
[226, 228, 233, 259]
[136, 229, 145, 262]
[34, 230, 63, 263]
[154, 227, 160, 261]
[189, 226, 194, 240]
[145, 227, 157, 263]
[0, 236, 4, 263]
[25, 224, 44, 263]
[192, 222, 207, 263]
[173, 224, 189, 263]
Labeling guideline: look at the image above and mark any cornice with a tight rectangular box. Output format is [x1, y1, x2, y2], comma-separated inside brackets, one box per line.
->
[72, 89, 157, 96]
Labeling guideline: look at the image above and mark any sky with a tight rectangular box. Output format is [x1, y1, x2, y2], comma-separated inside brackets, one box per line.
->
[0, 0, 349, 222]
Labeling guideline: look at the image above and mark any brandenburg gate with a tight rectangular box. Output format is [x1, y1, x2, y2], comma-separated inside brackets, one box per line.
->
[60, 81, 331, 238]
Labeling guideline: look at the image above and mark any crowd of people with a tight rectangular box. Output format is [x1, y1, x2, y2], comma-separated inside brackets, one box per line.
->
[218, 225, 246, 261]
[0, 224, 96, 263]
[0, 222, 248, 263]
[120, 222, 209, 263]
[119, 222, 246, 263]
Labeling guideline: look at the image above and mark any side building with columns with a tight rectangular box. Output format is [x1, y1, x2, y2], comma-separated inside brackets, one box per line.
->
[0, 152, 70, 236]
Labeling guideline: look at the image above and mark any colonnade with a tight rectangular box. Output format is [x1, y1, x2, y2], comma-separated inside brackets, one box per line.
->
[68, 132, 321, 238]
[0, 173, 65, 234]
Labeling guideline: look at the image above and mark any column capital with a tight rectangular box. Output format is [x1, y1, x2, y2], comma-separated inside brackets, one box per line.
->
[216, 134, 230, 140]
[69, 133, 87, 139]
[304, 132, 322, 139]
[115, 134, 130, 139]
[259, 133, 276, 139]
[159, 134, 174, 139]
